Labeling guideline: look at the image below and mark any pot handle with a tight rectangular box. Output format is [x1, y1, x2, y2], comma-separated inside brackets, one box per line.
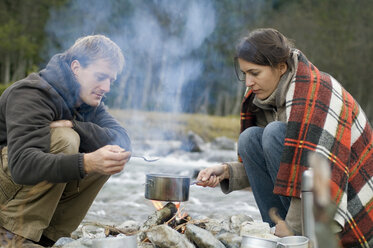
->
[144, 179, 154, 187]
[276, 244, 287, 248]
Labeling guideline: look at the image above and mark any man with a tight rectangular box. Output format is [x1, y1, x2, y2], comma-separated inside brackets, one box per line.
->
[0, 35, 132, 247]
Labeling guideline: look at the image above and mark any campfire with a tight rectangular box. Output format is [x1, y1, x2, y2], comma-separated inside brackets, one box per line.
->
[141, 201, 192, 239]
[80, 173, 277, 247]
[138, 200, 220, 248]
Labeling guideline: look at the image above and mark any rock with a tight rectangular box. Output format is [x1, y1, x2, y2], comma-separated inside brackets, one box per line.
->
[53, 237, 75, 247]
[180, 131, 204, 152]
[81, 225, 106, 239]
[53, 237, 92, 248]
[185, 224, 226, 248]
[230, 214, 253, 234]
[217, 232, 242, 248]
[117, 220, 140, 234]
[146, 224, 195, 248]
[211, 136, 236, 150]
[91, 234, 137, 248]
[138, 242, 155, 248]
[203, 217, 230, 235]
[240, 221, 278, 240]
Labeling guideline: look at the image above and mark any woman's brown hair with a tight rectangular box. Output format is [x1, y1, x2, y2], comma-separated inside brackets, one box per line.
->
[236, 28, 294, 67]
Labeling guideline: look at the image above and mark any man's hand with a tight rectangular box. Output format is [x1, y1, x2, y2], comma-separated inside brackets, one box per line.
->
[50, 120, 73, 128]
[196, 163, 230, 187]
[83, 145, 131, 175]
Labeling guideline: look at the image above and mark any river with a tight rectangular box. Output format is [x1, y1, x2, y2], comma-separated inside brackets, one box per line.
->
[83, 147, 261, 226]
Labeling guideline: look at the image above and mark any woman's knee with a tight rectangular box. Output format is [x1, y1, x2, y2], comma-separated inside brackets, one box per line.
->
[50, 128, 80, 154]
[262, 121, 287, 151]
[238, 126, 263, 157]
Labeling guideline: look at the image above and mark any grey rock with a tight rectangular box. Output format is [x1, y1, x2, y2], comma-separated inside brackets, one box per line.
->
[230, 214, 253, 234]
[117, 220, 140, 234]
[185, 224, 225, 248]
[211, 137, 236, 150]
[203, 217, 230, 235]
[217, 232, 242, 248]
[54, 238, 92, 248]
[53, 237, 76, 247]
[146, 224, 195, 248]
[180, 131, 204, 152]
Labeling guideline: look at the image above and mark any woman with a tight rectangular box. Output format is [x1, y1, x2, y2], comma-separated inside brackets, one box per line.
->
[197, 28, 373, 247]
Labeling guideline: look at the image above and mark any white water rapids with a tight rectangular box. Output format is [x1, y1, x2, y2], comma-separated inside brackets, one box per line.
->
[84, 149, 261, 225]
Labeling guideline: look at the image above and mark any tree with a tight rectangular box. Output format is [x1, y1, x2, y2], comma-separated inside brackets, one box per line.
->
[260, 0, 373, 121]
[0, 0, 67, 84]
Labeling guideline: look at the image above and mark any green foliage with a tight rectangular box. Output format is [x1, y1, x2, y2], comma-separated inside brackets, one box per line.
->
[261, 0, 373, 121]
[0, 0, 68, 84]
[0, 0, 372, 121]
[0, 82, 13, 96]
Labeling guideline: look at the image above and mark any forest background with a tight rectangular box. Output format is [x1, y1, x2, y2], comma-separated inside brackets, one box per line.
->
[1, 0, 372, 126]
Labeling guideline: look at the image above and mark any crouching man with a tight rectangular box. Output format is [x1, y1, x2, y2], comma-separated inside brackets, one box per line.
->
[0, 35, 132, 247]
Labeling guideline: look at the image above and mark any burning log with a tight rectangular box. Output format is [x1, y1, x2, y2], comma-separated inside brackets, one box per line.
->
[139, 202, 177, 241]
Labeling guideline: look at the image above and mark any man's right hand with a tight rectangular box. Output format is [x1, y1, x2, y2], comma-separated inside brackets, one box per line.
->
[50, 120, 73, 128]
[196, 163, 230, 188]
[83, 145, 131, 175]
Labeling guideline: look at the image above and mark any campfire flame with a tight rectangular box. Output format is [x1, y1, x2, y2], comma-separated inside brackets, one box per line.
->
[151, 201, 188, 220]
[151, 200, 164, 210]
[175, 202, 188, 219]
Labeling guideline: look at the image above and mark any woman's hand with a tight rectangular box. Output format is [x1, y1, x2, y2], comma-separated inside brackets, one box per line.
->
[196, 163, 230, 188]
[83, 145, 131, 175]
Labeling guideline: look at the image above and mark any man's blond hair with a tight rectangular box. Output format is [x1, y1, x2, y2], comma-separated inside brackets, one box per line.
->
[65, 35, 124, 73]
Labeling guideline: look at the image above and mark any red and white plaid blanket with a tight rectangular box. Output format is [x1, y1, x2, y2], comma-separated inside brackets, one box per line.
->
[240, 51, 373, 247]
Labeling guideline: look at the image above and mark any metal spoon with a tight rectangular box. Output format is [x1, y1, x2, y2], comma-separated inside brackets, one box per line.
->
[131, 155, 160, 162]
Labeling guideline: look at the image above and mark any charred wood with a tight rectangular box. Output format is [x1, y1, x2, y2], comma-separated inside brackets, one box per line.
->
[139, 202, 177, 241]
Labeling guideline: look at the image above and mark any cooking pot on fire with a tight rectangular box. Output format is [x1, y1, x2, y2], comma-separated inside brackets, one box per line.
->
[145, 174, 191, 202]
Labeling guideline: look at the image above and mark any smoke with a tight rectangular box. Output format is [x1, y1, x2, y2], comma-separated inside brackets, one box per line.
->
[45, 0, 216, 113]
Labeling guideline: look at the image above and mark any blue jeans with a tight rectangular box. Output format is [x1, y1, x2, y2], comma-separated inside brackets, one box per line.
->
[238, 121, 291, 226]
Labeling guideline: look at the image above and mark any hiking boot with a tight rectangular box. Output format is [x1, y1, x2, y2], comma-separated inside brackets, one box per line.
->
[0, 227, 44, 248]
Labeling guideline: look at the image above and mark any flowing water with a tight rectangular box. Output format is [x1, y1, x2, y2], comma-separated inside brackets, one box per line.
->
[84, 151, 261, 225]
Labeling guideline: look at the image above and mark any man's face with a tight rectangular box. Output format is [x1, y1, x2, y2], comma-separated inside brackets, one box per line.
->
[71, 59, 117, 107]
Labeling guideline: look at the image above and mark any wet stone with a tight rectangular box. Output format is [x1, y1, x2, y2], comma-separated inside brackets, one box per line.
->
[146, 224, 195, 248]
[217, 232, 242, 248]
[117, 220, 140, 234]
[229, 214, 253, 234]
[185, 224, 226, 248]
[203, 217, 230, 235]
[240, 221, 278, 240]
[52, 237, 92, 248]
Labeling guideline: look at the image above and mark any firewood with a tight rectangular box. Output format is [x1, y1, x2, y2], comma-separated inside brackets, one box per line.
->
[139, 202, 177, 241]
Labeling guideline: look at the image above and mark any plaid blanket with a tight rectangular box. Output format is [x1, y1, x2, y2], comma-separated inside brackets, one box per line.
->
[240, 51, 373, 247]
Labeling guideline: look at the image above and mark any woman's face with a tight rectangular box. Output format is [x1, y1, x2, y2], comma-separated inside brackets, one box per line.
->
[238, 58, 287, 100]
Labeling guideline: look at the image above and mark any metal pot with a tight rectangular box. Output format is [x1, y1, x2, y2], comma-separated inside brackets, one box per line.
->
[145, 174, 191, 202]
[277, 236, 309, 248]
[241, 236, 278, 248]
